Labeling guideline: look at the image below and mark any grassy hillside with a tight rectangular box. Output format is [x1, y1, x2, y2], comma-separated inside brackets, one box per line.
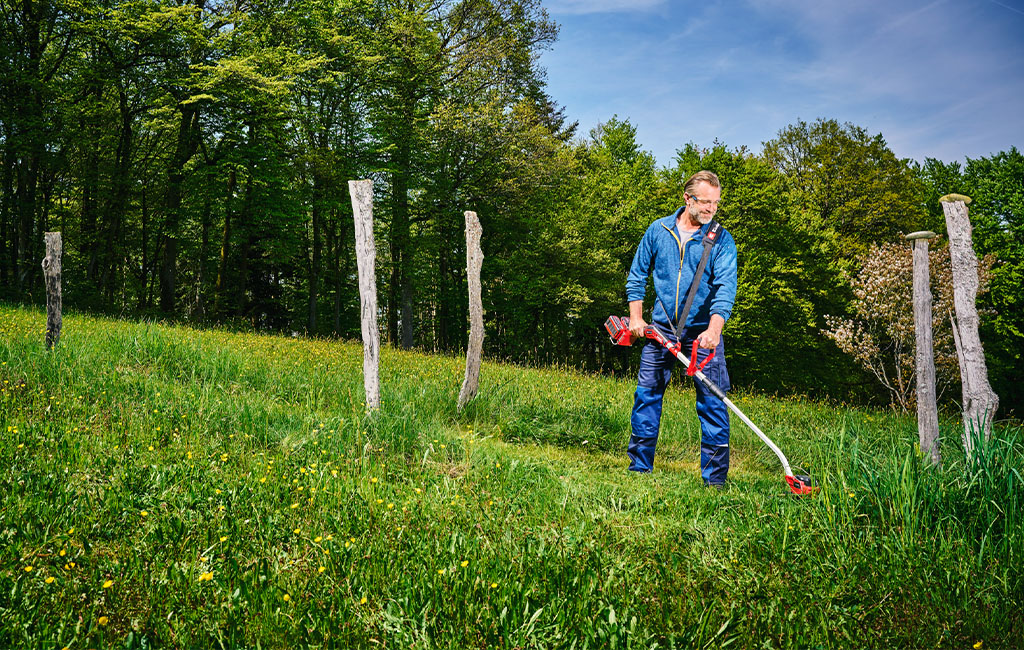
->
[1, 304, 1021, 649]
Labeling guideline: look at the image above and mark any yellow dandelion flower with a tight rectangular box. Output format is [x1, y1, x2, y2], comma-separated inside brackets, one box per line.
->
[460, 560, 469, 568]
[314, 536, 322, 542]
[360, 596, 367, 604]
[98, 616, 109, 626]
[974, 643, 983, 650]
[294, 528, 301, 535]
[490, 582, 498, 589]
[318, 566, 325, 573]
[45, 576, 55, 584]
[59, 549, 66, 557]
[103, 579, 113, 589]
[141, 510, 148, 517]
[438, 569, 445, 575]
[283, 593, 291, 602]
[199, 572, 214, 582]
[220, 536, 227, 542]
[290, 503, 299, 509]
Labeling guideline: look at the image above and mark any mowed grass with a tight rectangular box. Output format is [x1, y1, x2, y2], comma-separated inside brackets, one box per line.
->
[1, 303, 1021, 649]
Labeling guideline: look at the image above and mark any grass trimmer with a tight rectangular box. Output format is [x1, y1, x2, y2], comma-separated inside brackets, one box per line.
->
[605, 315, 818, 496]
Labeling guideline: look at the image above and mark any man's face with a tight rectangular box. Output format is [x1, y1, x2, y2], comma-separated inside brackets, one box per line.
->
[685, 181, 721, 224]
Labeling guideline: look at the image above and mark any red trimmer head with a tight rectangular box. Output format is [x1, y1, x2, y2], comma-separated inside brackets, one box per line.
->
[786, 474, 818, 496]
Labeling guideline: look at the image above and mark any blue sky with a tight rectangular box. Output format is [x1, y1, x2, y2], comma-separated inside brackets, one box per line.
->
[537, 0, 1024, 166]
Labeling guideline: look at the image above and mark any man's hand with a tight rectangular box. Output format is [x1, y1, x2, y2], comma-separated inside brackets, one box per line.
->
[628, 300, 646, 340]
[697, 314, 725, 349]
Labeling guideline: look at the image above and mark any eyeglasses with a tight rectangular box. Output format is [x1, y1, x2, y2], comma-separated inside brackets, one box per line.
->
[687, 195, 721, 207]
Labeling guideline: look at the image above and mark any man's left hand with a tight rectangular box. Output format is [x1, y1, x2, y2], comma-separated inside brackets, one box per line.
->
[697, 329, 720, 349]
[697, 315, 726, 349]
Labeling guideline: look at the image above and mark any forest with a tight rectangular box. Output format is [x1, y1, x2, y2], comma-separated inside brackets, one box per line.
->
[2, 0, 1021, 414]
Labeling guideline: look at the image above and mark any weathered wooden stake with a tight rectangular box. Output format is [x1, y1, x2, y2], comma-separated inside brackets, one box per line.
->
[906, 231, 940, 465]
[458, 211, 484, 411]
[939, 194, 999, 453]
[42, 232, 63, 349]
[349, 180, 380, 411]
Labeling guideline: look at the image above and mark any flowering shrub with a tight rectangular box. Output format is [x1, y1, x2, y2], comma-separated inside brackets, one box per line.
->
[823, 241, 994, 410]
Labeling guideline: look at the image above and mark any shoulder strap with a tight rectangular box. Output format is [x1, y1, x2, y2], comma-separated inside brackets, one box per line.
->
[675, 219, 722, 338]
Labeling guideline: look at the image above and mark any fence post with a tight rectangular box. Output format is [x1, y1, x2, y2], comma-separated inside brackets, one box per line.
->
[939, 194, 999, 453]
[42, 232, 62, 349]
[905, 231, 940, 465]
[349, 180, 380, 411]
[458, 211, 484, 411]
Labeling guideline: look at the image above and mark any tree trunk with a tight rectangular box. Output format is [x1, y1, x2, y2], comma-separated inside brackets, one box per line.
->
[214, 168, 236, 317]
[193, 188, 212, 321]
[1, 138, 11, 286]
[159, 105, 200, 313]
[940, 195, 999, 454]
[350, 179, 380, 411]
[458, 211, 484, 410]
[100, 89, 134, 302]
[308, 175, 323, 333]
[389, 138, 414, 348]
[907, 231, 940, 465]
[42, 232, 61, 348]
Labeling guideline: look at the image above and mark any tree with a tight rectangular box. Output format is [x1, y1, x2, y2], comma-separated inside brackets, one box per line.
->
[823, 241, 994, 410]
[762, 118, 927, 257]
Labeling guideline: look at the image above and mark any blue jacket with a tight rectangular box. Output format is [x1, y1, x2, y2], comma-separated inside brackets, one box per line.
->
[626, 208, 738, 332]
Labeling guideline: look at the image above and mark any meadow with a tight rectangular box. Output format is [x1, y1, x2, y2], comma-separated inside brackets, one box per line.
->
[1, 303, 1021, 649]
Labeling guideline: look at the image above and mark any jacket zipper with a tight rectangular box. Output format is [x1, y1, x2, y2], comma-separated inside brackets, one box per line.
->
[662, 223, 685, 327]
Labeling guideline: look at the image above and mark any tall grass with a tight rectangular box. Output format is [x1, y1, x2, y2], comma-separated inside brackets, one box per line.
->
[1, 303, 1020, 648]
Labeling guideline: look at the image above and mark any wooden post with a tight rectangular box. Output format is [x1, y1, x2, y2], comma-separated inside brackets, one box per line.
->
[458, 211, 484, 411]
[42, 232, 62, 349]
[939, 194, 999, 453]
[349, 180, 380, 411]
[905, 231, 940, 465]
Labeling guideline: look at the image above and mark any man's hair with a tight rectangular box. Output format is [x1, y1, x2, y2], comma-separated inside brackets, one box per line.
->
[683, 170, 721, 195]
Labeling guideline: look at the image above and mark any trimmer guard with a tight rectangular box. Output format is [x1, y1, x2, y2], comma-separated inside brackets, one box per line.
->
[786, 474, 818, 495]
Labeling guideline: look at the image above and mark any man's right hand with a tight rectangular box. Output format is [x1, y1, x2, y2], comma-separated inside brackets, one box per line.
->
[628, 300, 647, 340]
[628, 316, 648, 340]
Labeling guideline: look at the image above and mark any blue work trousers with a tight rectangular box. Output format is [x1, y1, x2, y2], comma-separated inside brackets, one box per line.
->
[627, 327, 731, 484]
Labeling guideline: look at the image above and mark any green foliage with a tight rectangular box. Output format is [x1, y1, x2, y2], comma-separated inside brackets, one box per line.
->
[1, 305, 1021, 648]
[1, 0, 1020, 414]
[762, 118, 927, 256]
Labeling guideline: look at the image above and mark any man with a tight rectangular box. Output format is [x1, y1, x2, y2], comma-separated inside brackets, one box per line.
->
[624, 170, 737, 485]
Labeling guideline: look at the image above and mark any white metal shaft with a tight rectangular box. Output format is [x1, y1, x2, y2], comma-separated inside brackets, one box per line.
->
[690, 365, 793, 477]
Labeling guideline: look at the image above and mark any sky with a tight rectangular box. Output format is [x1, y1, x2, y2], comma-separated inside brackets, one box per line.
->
[537, 0, 1024, 167]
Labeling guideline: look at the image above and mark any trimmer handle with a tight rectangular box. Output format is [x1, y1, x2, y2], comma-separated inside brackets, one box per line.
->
[605, 315, 659, 346]
[686, 340, 715, 376]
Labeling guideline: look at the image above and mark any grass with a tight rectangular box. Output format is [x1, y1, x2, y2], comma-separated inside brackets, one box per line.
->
[1, 302, 1021, 649]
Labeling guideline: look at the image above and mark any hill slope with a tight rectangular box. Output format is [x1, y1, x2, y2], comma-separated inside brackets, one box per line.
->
[1, 304, 1020, 648]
